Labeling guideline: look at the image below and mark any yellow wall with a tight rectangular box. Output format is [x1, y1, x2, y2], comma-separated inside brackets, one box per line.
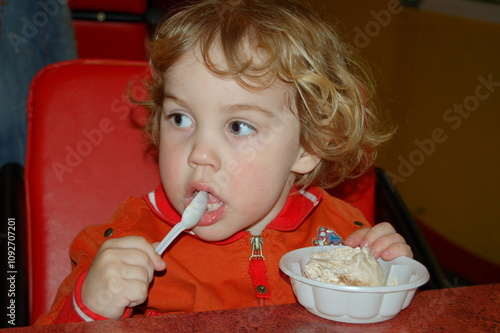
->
[308, 0, 500, 265]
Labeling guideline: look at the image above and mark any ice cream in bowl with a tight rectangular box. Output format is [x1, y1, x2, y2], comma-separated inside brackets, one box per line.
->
[279, 245, 430, 323]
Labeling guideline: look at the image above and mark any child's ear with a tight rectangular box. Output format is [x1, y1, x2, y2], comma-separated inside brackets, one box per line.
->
[291, 148, 321, 174]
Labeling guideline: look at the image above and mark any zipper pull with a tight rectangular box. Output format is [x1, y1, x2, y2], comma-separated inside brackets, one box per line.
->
[249, 236, 265, 260]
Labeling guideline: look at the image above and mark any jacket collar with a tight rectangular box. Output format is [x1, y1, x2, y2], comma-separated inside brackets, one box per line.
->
[144, 185, 323, 244]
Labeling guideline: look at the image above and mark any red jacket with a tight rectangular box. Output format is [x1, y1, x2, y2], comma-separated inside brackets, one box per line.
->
[35, 186, 368, 325]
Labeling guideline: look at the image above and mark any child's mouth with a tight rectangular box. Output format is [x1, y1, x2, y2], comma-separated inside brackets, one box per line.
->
[191, 190, 225, 226]
[207, 201, 223, 212]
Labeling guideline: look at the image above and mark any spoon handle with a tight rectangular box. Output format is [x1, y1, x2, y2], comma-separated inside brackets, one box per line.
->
[155, 223, 185, 255]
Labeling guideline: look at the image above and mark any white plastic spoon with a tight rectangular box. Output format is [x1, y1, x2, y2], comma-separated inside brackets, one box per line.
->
[155, 191, 208, 255]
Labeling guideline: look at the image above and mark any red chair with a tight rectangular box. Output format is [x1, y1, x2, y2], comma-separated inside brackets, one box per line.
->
[22, 59, 444, 325]
[68, 0, 149, 60]
[25, 59, 159, 324]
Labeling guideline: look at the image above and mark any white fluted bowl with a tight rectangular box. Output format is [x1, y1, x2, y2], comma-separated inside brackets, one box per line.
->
[279, 246, 430, 323]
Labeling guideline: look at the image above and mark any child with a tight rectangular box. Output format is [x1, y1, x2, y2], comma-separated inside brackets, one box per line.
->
[36, 0, 412, 324]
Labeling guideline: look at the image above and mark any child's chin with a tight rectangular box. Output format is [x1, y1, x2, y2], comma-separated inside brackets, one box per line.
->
[192, 225, 238, 242]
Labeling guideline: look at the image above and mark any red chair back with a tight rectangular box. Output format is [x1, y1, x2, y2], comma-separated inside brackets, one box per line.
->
[68, 0, 149, 61]
[25, 59, 160, 323]
[25, 59, 375, 324]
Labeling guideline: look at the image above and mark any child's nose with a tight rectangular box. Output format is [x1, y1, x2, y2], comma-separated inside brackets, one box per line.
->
[187, 136, 221, 171]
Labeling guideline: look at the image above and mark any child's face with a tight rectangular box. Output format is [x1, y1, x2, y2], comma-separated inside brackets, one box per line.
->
[158, 51, 319, 241]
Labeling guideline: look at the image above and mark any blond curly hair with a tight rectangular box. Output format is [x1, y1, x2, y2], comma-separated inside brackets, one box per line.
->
[145, 0, 392, 189]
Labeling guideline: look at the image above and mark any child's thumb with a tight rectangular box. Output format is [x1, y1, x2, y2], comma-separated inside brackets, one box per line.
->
[151, 242, 167, 271]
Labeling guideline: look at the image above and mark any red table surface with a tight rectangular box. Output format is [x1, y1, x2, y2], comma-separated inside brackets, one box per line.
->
[5, 283, 499, 332]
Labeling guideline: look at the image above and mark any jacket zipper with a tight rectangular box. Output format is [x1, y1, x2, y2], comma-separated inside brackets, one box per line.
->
[250, 235, 265, 260]
[248, 235, 271, 305]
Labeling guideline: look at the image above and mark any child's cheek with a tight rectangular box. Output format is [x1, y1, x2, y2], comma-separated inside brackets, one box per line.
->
[234, 161, 273, 193]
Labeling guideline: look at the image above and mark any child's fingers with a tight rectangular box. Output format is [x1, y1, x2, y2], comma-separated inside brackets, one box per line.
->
[343, 222, 395, 248]
[122, 247, 165, 274]
[122, 279, 150, 308]
[344, 222, 413, 259]
[356, 222, 396, 248]
[119, 262, 152, 283]
[101, 236, 166, 271]
[379, 242, 413, 260]
[96, 247, 154, 282]
[85, 275, 150, 318]
[343, 228, 370, 247]
[369, 233, 410, 259]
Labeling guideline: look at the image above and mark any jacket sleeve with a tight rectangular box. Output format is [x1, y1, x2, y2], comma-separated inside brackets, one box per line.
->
[51, 272, 133, 324]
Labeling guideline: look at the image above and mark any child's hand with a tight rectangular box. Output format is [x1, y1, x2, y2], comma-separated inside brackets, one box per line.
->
[81, 236, 166, 319]
[344, 222, 413, 260]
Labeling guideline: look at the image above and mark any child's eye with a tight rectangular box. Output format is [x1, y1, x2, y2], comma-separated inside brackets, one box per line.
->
[169, 113, 193, 128]
[228, 121, 255, 136]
